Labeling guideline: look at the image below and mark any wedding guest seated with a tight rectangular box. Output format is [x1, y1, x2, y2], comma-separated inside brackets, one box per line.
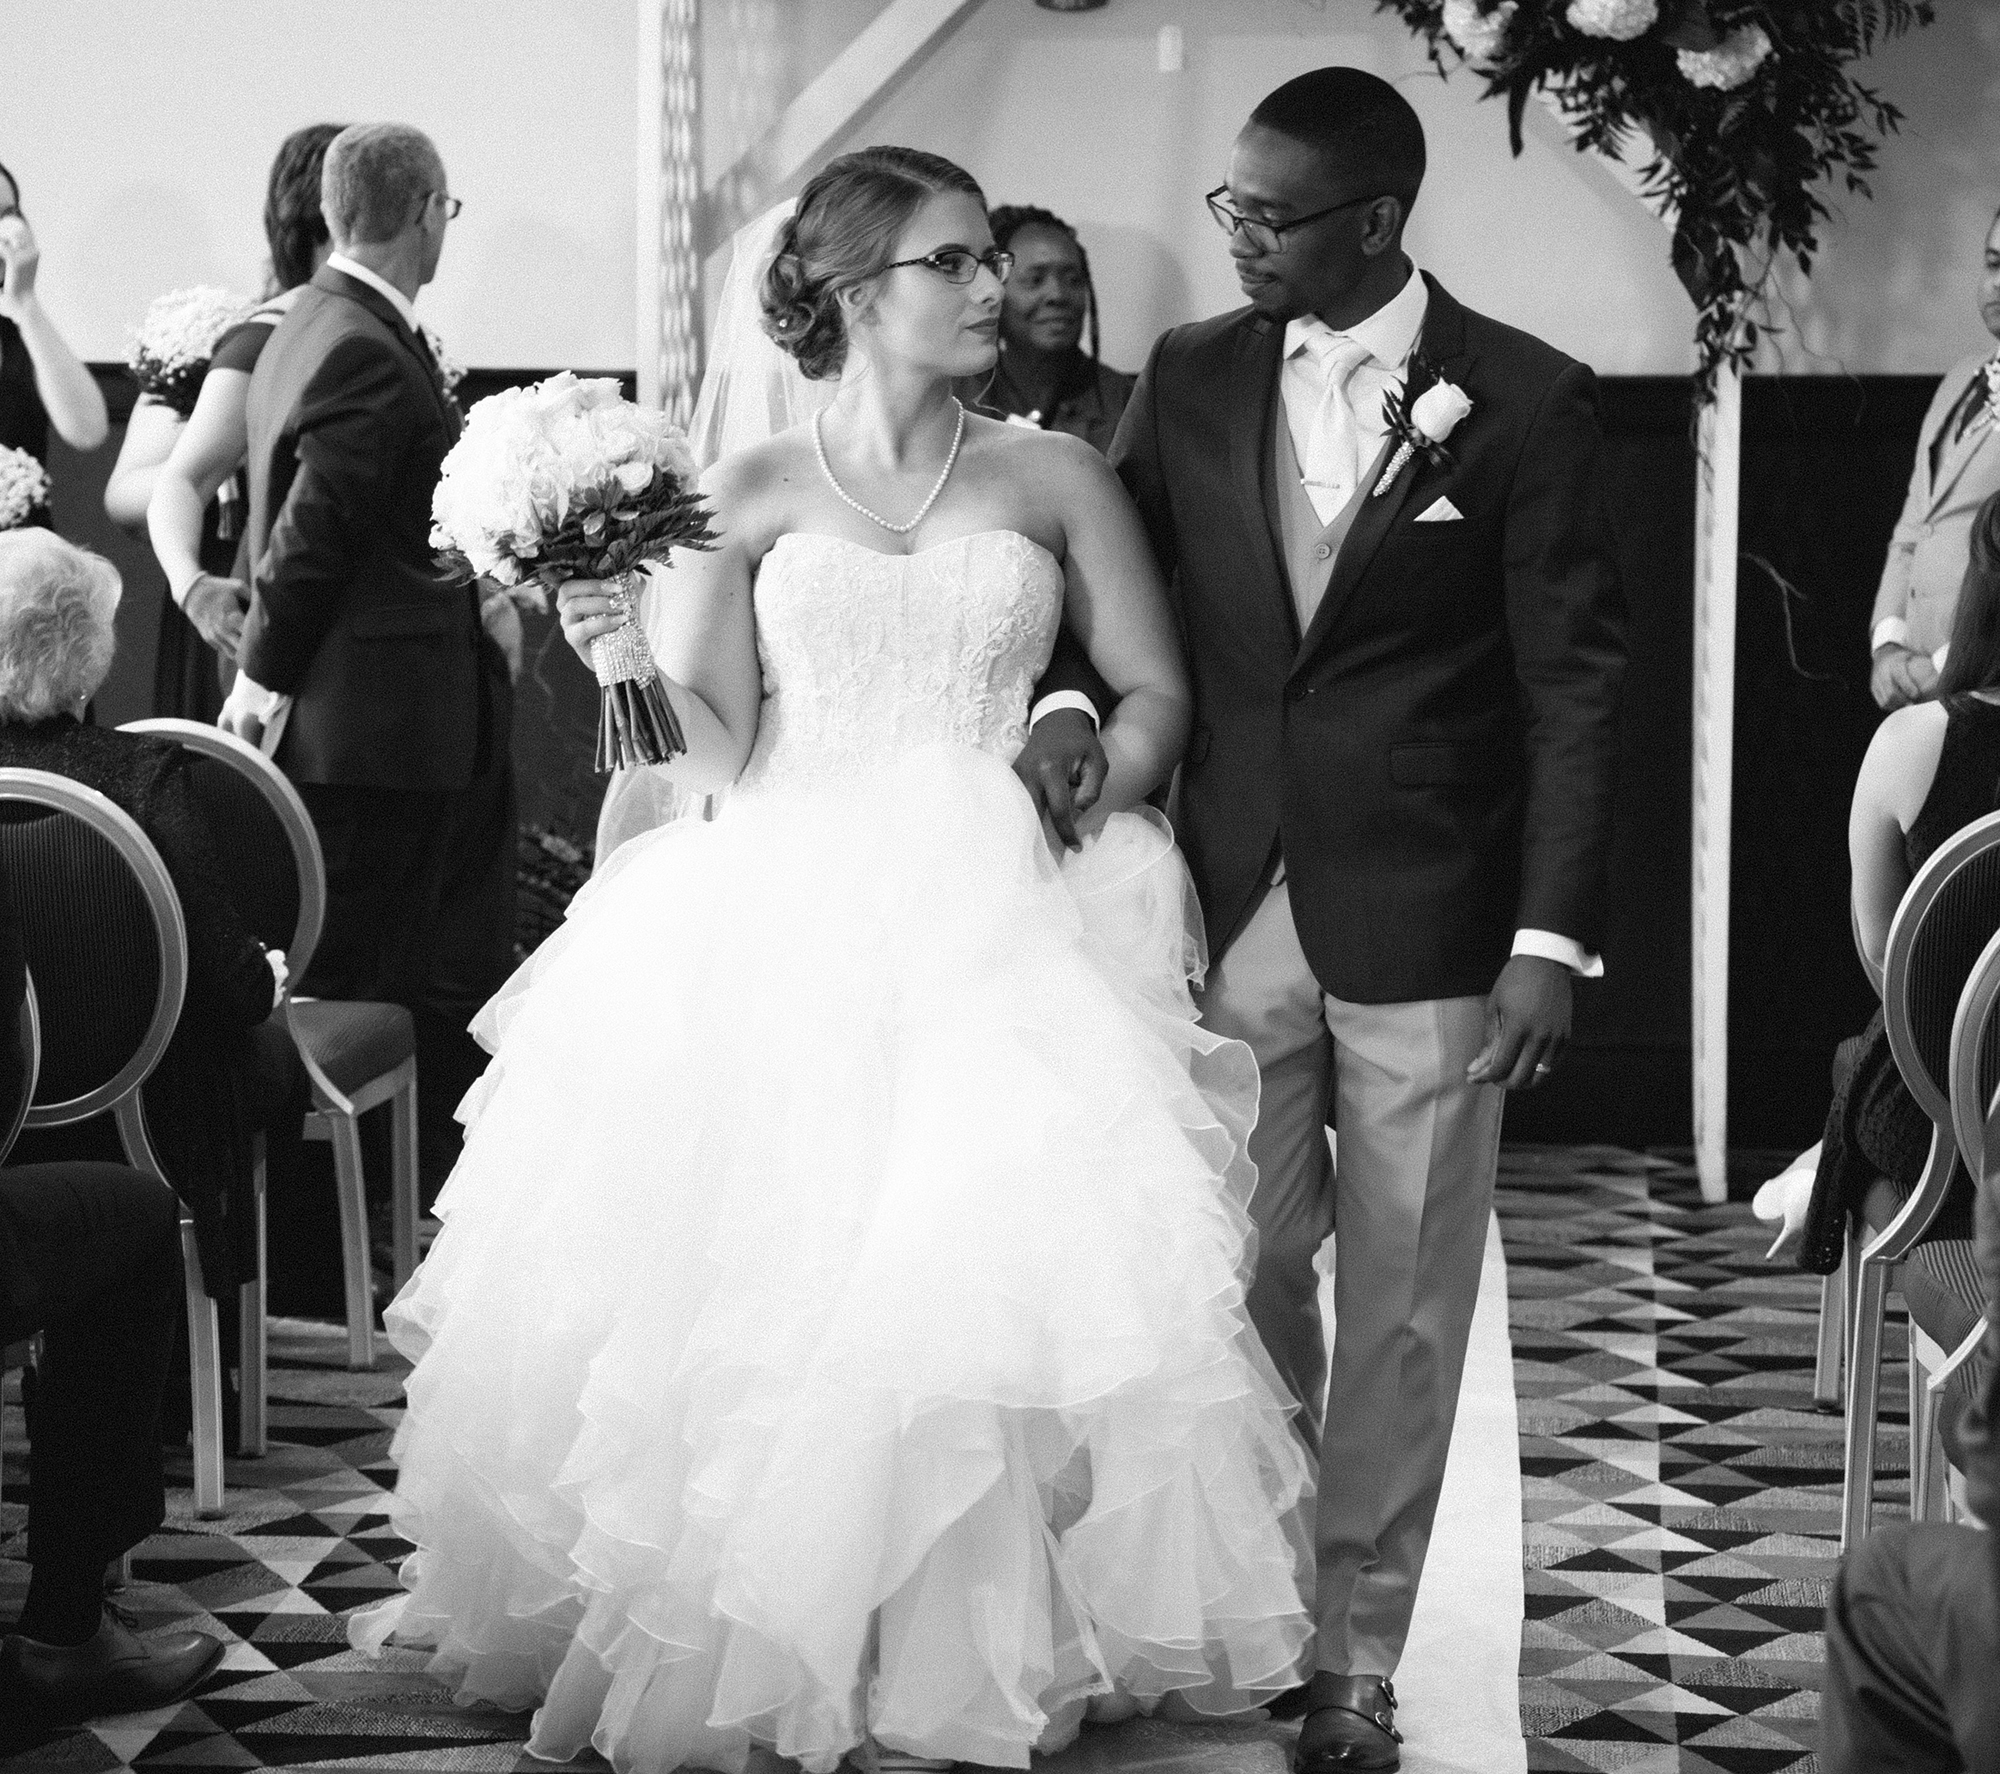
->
[1759, 492, 2000, 1269]
[104, 124, 344, 722]
[0, 863, 224, 1728]
[1869, 203, 2000, 711]
[958, 204, 1134, 455]
[0, 158, 109, 498]
[1820, 1159, 1999, 1768]
[0, 530, 310, 1329]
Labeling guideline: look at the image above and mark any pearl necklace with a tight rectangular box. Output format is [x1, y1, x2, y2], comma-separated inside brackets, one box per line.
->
[812, 400, 966, 536]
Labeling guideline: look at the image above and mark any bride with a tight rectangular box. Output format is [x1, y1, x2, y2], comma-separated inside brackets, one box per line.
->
[352, 146, 1310, 1773]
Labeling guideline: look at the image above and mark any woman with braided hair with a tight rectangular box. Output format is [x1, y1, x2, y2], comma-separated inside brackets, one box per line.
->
[962, 204, 1135, 455]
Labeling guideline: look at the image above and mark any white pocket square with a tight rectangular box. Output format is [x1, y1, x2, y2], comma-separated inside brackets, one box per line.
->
[1415, 497, 1463, 523]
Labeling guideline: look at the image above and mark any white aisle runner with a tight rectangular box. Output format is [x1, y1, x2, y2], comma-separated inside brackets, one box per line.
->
[1035, 1212, 1526, 1774]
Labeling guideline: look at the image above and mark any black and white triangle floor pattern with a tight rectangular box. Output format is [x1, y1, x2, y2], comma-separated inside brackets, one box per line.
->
[4, 1148, 1875, 1771]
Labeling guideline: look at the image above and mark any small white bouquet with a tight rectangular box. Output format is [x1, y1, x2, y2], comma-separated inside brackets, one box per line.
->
[0, 446, 51, 531]
[125, 286, 251, 417]
[431, 372, 717, 771]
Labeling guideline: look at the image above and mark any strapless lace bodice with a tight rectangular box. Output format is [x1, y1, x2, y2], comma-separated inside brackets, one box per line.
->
[733, 529, 1063, 799]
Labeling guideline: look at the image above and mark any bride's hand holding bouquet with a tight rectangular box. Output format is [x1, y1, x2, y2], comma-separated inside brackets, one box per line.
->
[431, 372, 717, 770]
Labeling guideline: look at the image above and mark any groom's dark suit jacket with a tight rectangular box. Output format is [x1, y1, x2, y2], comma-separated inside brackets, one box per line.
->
[1086, 275, 1625, 1004]
[242, 263, 481, 792]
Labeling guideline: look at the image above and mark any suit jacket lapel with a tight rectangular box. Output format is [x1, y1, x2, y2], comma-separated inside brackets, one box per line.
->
[1226, 317, 1299, 652]
[314, 265, 455, 431]
[1932, 361, 1995, 508]
[1291, 273, 1474, 677]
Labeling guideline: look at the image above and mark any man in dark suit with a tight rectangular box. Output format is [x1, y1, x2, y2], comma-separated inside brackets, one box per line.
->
[1087, 70, 1625, 1769]
[226, 122, 516, 1190]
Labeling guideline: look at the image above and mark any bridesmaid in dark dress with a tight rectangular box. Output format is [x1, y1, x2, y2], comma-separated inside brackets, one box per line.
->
[1794, 491, 2000, 1270]
[100, 126, 343, 720]
[0, 157, 110, 520]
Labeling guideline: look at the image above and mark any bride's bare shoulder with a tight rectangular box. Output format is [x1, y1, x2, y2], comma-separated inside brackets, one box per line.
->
[699, 431, 821, 556]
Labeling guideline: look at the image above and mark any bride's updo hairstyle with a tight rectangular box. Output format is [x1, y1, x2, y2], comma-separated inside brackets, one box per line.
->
[761, 147, 987, 381]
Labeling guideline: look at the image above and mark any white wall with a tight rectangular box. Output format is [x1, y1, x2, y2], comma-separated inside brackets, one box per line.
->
[5, 0, 638, 368]
[7, 0, 1996, 376]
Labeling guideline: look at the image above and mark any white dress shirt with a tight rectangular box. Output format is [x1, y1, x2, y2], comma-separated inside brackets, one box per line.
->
[220, 254, 426, 745]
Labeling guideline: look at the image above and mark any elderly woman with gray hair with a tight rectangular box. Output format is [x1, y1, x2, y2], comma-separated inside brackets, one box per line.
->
[0, 531, 306, 1373]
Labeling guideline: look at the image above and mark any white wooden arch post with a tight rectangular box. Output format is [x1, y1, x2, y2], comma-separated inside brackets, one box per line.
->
[1527, 105, 1738, 1203]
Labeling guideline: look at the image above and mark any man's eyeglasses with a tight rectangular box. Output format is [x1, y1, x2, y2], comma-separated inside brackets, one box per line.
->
[882, 247, 1014, 286]
[1204, 186, 1378, 255]
[429, 193, 464, 221]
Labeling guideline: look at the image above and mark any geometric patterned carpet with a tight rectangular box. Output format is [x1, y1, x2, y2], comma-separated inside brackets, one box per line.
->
[1503, 1146, 1883, 1774]
[1, 1145, 1863, 1773]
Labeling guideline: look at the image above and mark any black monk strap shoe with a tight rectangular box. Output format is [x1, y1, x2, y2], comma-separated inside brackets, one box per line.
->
[0, 1603, 225, 1724]
[1294, 1674, 1403, 1773]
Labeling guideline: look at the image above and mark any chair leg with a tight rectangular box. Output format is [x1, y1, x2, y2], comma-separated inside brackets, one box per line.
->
[326, 1110, 376, 1371]
[390, 1065, 419, 1292]
[179, 1219, 226, 1518]
[1813, 1253, 1847, 1411]
[237, 1134, 268, 1457]
[1908, 1318, 1934, 1524]
[1841, 1258, 1892, 1552]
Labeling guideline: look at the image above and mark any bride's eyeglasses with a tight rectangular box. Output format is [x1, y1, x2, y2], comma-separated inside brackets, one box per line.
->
[882, 247, 1015, 286]
[1205, 186, 1378, 255]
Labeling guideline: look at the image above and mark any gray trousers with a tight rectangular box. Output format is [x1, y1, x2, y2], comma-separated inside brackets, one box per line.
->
[1198, 879, 1504, 1678]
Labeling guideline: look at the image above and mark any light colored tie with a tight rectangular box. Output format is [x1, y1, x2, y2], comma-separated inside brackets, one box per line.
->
[1300, 330, 1374, 525]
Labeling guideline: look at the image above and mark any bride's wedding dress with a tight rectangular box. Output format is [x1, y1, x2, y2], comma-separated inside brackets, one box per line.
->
[352, 529, 1310, 1772]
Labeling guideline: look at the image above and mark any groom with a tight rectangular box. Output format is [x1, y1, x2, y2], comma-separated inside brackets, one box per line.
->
[1035, 67, 1625, 1769]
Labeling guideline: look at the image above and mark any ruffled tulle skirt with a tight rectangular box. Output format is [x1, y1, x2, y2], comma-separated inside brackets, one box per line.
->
[350, 744, 1311, 1772]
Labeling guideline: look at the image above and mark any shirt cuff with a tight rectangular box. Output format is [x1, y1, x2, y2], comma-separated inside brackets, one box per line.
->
[1029, 690, 1099, 730]
[1513, 928, 1603, 979]
[1872, 616, 1911, 654]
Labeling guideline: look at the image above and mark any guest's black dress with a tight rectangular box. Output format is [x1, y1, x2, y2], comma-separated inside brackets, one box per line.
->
[0, 316, 52, 530]
[1799, 693, 2000, 1272]
[960, 348, 1137, 456]
[0, 716, 304, 1299]
[150, 314, 278, 724]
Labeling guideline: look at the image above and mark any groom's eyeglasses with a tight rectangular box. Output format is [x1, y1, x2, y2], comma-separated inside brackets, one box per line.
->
[1205, 187, 1378, 255]
[882, 247, 1015, 286]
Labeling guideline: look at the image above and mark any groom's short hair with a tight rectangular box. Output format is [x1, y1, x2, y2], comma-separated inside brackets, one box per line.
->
[1249, 69, 1426, 212]
[321, 123, 443, 247]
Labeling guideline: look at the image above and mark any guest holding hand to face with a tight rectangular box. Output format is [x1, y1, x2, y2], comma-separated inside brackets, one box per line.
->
[104, 125, 344, 722]
[960, 205, 1134, 456]
[0, 160, 109, 485]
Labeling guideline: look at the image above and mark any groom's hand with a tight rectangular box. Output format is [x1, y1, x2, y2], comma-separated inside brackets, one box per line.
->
[1468, 955, 1571, 1090]
[1013, 708, 1107, 850]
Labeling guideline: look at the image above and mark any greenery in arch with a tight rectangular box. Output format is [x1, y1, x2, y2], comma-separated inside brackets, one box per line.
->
[1375, 1, 1937, 394]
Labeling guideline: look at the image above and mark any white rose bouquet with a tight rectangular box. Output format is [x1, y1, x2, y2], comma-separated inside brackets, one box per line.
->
[125, 286, 250, 418]
[0, 446, 51, 531]
[430, 372, 717, 771]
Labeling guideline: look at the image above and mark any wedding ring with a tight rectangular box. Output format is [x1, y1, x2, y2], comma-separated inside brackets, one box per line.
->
[1533, 1062, 1553, 1074]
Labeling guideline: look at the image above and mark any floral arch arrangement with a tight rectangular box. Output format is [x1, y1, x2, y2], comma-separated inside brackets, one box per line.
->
[1378, 1, 1936, 389]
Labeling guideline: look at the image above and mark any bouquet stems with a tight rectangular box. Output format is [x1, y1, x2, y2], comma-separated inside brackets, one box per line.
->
[589, 570, 688, 772]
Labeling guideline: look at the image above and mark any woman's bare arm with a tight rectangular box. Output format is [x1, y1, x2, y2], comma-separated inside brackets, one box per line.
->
[556, 458, 767, 795]
[1042, 433, 1189, 827]
[104, 398, 185, 532]
[1849, 700, 1947, 981]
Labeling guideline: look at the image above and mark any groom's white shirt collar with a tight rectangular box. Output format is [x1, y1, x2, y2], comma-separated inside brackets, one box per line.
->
[326, 253, 421, 336]
[1283, 261, 1429, 373]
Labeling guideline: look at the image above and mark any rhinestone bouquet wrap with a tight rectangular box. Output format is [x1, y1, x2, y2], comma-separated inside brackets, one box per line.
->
[430, 373, 717, 772]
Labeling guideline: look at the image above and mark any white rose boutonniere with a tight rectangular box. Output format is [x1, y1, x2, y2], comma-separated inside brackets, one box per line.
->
[1374, 374, 1473, 498]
